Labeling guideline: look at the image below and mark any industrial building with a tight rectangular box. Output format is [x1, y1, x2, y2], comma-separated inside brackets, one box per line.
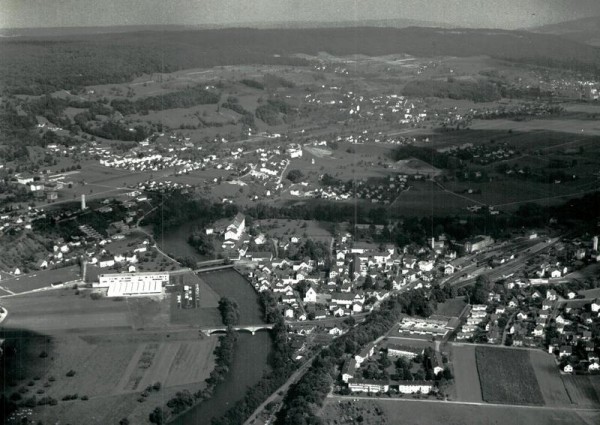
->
[95, 272, 169, 297]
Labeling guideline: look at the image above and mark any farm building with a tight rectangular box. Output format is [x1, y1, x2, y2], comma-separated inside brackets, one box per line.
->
[95, 272, 169, 297]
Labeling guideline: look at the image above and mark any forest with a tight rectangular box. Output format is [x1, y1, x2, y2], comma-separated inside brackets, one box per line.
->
[403, 78, 502, 102]
[3, 26, 600, 95]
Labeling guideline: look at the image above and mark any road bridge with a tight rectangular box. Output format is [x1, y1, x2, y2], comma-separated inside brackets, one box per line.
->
[199, 323, 275, 336]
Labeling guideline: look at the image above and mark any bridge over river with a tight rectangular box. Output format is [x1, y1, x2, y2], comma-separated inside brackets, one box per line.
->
[199, 323, 275, 336]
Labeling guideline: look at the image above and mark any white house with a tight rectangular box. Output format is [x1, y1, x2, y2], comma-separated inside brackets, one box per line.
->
[348, 379, 389, 394]
[396, 380, 434, 394]
[225, 213, 245, 241]
[303, 286, 317, 303]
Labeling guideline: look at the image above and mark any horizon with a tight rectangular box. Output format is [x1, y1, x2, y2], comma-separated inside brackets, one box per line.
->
[2, 0, 600, 31]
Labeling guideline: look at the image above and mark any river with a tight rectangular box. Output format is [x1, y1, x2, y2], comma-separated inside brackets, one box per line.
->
[171, 331, 272, 425]
[152, 218, 215, 262]
[168, 263, 272, 424]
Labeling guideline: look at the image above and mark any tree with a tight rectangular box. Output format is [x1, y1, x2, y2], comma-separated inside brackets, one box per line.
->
[149, 407, 168, 424]
[363, 275, 374, 290]
[286, 169, 304, 183]
[296, 280, 310, 298]
[442, 367, 454, 380]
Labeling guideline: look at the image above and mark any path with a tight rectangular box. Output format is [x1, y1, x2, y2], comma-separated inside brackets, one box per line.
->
[328, 394, 600, 412]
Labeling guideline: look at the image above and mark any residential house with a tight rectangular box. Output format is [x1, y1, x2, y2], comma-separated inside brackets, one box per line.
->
[348, 379, 389, 394]
[303, 286, 317, 303]
[393, 380, 434, 395]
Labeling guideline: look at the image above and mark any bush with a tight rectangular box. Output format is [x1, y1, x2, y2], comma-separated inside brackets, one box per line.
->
[90, 292, 103, 300]
[152, 381, 162, 391]
[39, 351, 48, 358]
[23, 396, 37, 408]
[286, 169, 304, 183]
[37, 396, 56, 406]
[66, 370, 76, 377]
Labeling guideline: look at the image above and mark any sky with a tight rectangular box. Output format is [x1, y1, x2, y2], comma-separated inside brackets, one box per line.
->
[1, 0, 600, 30]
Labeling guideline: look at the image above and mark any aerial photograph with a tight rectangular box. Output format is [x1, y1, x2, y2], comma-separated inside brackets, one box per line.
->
[1, 0, 600, 424]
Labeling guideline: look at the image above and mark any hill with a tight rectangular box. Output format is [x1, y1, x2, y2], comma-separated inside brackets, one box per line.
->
[1, 26, 600, 95]
[530, 16, 600, 46]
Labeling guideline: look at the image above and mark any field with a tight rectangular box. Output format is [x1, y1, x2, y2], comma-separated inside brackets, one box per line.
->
[1, 330, 218, 425]
[470, 117, 600, 136]
[253, 218, 334, 244]
[0, 266, 81, 295]
[450, 344, 482, 402]
[169, 272, 222, 326]
[0, 285, 221, 425]
[475, 346, 544, 405]
[433, 297, 467, 318]
[562, 375, 600, 407]
[0, 289, 133, 332]
[320, 397, 600, 425]
[529, 350, 572, 407]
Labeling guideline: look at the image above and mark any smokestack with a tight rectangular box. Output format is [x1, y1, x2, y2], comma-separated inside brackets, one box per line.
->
[81, 194, 86, 210]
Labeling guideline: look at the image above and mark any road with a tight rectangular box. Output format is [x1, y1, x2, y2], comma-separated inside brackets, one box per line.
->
[327, 394, 600, 412]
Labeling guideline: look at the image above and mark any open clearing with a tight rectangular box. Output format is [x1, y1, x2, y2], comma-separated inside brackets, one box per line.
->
[475, 346, 544, 405]
[321, 397, 600, 425]
[529, 350, 572, 407]
[451, 344, 482, 402]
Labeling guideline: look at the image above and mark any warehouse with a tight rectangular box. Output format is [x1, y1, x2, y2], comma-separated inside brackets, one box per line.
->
[95, 272, 169, 297]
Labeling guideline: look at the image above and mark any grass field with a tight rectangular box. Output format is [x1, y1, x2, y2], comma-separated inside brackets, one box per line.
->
[475, 346, 544, 405]
[450, 345, 482, 402]
[434, 297, 467, 318]
[562, 375, 600, 407]
[254, 218, 333, 244]
[0, 266, 81, 295]
[320, 397, 600, 425]
[529, 350, 572, 407]
[470, 118, 600, 136]
[1, 327, 219, 424]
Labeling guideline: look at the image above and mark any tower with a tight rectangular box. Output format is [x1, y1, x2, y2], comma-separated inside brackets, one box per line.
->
[593, 236, 599, 252]
[81, 194, 86, 210]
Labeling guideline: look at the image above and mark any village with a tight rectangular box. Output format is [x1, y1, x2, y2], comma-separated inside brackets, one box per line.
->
[200, 211, 600, 390]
